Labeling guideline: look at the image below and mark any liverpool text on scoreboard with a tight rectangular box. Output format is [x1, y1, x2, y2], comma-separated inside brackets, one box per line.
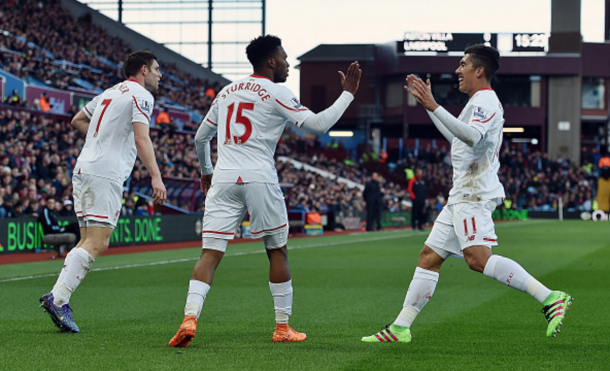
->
[397, 32, 548, 54]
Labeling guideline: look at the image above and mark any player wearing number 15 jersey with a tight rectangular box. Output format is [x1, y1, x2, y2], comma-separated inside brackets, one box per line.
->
[169, 35, 361, 347]
[39, 51, 167, 333]
[362, 44, 572, 345]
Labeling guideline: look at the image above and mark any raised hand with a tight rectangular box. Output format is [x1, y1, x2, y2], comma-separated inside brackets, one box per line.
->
[339, 61, 362, 95]
[404, 74, 439, 112]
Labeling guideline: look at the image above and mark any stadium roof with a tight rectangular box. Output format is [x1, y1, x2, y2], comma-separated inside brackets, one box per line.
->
[297, 44, 376, 63]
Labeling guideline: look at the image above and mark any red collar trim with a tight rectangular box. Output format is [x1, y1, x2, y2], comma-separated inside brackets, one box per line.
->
[127, 78, 139, 83]
[479, 87, 493, 92]
[250, 74, 272, 81]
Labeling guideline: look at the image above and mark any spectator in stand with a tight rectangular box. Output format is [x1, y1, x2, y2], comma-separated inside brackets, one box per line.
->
[37, 197, 78, 258]
[26, 198, 41, 218]
[121, 197, 135, 216]
[59, 199, 76, 217]
[5, 89, 22, 106]
[0, 195, 15, 218]
[408, 168, 428, 231]
[12, 200, 27, 218]
[363, 172, 384, 231]
[596, 147, 610, 212]
[204, 87, 215, 99]
[156, 107, 171, 129]
[39, 92, 52, 112]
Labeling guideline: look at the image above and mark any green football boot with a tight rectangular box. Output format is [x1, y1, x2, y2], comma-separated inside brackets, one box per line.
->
[541, 291, 573, 338]
[361, 324, 411, 343]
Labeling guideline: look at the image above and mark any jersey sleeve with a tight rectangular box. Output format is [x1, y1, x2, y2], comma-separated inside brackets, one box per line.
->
[273, 86, 315, 127]
[131, 90, 154, 125]
[82, 95, 100, 119]
[202, 97, 220, 129]
[469, 96, 498, 136]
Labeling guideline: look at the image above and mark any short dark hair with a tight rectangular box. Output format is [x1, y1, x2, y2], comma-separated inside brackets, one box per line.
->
[246, 35, 282, 68]
[464, 44, 500, 81]
[123, 51, 157, 79]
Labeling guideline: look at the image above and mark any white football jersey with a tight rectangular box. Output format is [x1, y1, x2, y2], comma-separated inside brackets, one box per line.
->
[202, 74, 314, 184]
[447, 88, 505, 205]
[74, 79, 154, 183]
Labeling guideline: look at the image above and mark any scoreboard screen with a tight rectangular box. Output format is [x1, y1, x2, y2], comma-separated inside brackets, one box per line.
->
[397, 32, 547, 54]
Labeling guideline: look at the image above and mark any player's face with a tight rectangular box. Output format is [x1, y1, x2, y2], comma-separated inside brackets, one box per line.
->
[455, 54, 478, 95]
[273, 46, 290, 83]
[144, 60, 162, 94]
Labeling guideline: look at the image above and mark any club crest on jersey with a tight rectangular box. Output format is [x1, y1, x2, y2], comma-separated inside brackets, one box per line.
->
[473, 106, 488, 120]
[290, 98, 303, 109]
[140, 100, 152, 114]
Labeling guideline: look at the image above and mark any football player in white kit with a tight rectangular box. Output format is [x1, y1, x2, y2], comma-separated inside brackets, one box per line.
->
[362, 44, 572, 343]
[40, 51, 167, 333]
[169, 35, 361, 347]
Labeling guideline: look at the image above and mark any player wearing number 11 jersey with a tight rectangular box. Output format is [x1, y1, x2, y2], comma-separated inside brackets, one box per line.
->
[362, 44, 572, 344]
[39, 51, 167, 333]
[169, 35, 361, 347]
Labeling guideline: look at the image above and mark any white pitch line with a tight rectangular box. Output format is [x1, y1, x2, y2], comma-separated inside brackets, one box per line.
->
[0, 220, 555, 284]
[0, 231, 426, 283]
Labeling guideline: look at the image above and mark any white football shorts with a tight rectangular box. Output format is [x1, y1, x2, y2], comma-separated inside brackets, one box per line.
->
[425, 199, 499, 259]
[72, 173, 123, 228]
[201, 182, 288, 251]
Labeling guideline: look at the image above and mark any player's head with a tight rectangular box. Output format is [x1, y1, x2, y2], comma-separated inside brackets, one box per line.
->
[464, 44, 500, 80]
[246, 35, 289, 83]
[124, 51, 162, 94]
[455, 44, 499, 95]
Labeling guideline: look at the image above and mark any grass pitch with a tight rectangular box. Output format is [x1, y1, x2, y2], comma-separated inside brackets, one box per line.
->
[0, 219, 607, 371]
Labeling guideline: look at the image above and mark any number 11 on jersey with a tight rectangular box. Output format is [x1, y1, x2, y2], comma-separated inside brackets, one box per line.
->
[225, 102, 254, 145]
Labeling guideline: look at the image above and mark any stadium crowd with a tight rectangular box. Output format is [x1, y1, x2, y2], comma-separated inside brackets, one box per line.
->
[0, 0, 220, 115]
[0, 102, 604, 221]
[0, 1, 604, 221]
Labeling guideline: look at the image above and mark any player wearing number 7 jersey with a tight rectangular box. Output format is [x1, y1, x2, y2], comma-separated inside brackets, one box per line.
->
[39, 51, 167, 333]
[169, 35, 361, 347]
[362, 44, 572, 344]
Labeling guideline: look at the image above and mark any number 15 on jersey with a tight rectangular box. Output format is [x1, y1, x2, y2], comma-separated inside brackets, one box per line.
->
[224, 102, 254, 145]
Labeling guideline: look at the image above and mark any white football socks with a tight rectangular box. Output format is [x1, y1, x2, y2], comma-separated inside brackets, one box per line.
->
[269, 280, 293, 324]
[483, 255, 551, 303]
[394, 267, 439, 328]
[52, 248, 95, 306]
[184, 280, 211, 319]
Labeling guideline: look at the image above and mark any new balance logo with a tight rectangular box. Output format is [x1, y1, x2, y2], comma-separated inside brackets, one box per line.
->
[76, 276, 84, 282]
[506, 272, 514, 286]
[467, 235, 475, 241]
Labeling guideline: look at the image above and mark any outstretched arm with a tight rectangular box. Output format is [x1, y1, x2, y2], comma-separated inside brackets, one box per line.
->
[405, 74, 481, 147]
[300, 61, 362, 134]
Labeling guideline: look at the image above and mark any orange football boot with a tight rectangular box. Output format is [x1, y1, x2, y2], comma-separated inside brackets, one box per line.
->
[169, 315, 197, 347]
[272, 323, 307, 342]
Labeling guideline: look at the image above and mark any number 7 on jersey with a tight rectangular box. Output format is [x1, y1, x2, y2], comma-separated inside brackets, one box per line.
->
[93, 99, 112, 137]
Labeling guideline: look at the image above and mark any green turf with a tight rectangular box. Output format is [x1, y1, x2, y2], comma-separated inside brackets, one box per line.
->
[0, 220, 606, 371]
